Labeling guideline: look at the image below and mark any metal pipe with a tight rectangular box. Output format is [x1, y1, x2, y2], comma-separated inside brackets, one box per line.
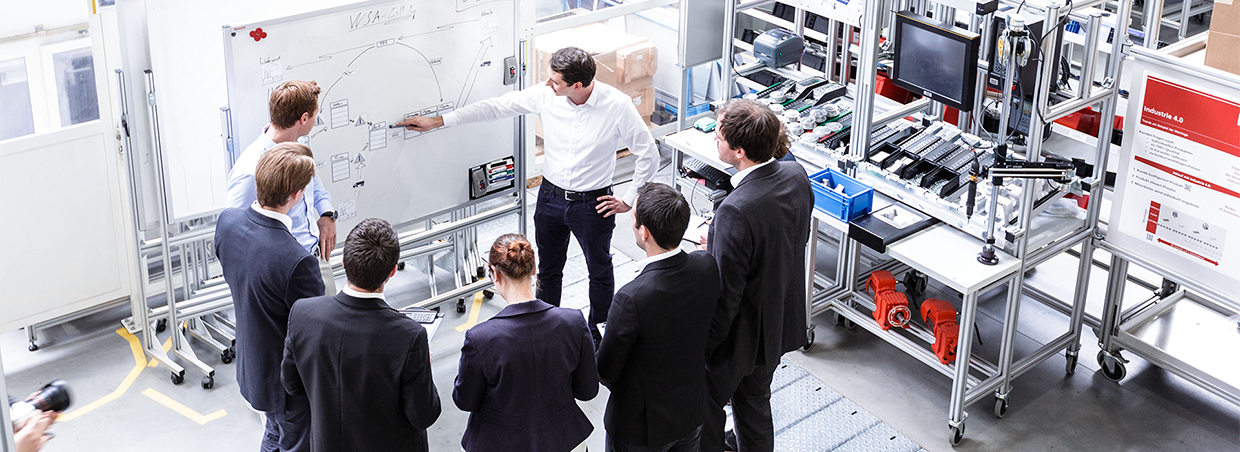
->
[721, 0, 738, 99]
[1143, 0, 1165, 49]
[847, 0, 888, 163]
[872, 97, 933, 127]
[1045, 89, 1112, 122]
[398, 202, 520, 248]
[1078, 13, 1103, 101]
[409, 278, 494, 309]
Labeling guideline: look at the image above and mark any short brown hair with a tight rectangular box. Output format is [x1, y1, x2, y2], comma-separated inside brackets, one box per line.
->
[255, 143, 315, 208]
[550, 47, 595, 87]
[718, 99, 789, 162]
[634, 183, 691, 250]
[269, 80, 321, 129]
[488, 233, 535, 280]
[343, 218, 400, 291]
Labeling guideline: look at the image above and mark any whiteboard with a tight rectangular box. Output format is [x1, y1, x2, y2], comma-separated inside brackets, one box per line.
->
[223, 0, 518, 233]
[145, 0, 518, 224]
[1106, 55, 1240, 298]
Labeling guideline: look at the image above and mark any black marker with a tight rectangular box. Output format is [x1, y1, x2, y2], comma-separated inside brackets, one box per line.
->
[389, 123, 408, 129]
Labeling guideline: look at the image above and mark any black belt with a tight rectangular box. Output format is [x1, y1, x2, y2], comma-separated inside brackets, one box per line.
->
[543, 181, 611, 202]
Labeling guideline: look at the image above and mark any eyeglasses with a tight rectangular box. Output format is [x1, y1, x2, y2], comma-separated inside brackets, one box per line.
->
[485, 265, 495, 280]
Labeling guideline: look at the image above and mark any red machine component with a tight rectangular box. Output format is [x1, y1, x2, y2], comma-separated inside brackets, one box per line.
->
[920, 298, 960, 364]
[866, 271, 911, 330]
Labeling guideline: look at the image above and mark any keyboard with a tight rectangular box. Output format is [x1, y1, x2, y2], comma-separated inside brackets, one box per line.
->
[401, 309, 438, 324]
[683, 157, 733, 192]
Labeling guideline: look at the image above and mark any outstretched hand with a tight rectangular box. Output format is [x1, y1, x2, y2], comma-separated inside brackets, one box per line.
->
[395, 116, 445, 132]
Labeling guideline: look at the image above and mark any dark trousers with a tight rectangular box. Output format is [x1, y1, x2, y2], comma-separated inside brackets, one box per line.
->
[702, 362, 778, 452]
[260, 402, 311, 452]
[607, 425, 702, 452]
[533, 183, 615, 327]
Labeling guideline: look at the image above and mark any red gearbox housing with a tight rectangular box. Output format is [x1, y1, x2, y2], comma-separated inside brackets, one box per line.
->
[920, 298, 959, 364]
[866, 271, 911, 330]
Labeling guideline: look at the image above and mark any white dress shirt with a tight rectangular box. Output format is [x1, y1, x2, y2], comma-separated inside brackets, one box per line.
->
[636, 248, 684, 272]
[729, 158, 776, 189]
[250, 202, 293, 231]
[225, 130, 334, 253]
[442, 83, 659, 206]
[342, 285, 385, 300]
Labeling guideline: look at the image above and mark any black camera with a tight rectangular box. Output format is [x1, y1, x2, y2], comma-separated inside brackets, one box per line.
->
[10, 380, 71, 428]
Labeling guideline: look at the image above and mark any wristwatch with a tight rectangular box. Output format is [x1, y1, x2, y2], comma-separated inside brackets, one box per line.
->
[321, 210, 338, 221]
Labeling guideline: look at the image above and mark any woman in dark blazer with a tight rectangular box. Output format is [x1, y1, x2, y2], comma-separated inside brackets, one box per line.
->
[454, 233, 600, 452]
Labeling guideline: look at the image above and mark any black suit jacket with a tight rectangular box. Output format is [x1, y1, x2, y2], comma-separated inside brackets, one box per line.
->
[215, 206, 324, 412]
[281, 293, 442, 452]
[596, 251, 721, 446]
[454, 300, 599, 452]
[706, 161, 814, 378]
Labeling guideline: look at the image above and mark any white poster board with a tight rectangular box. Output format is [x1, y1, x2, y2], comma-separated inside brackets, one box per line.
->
[1107, 56, 1240, 297]
[223, 0, 518, 233]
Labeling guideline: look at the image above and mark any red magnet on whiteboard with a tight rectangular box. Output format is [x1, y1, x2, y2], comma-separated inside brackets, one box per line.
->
[250, 28, 268, 42]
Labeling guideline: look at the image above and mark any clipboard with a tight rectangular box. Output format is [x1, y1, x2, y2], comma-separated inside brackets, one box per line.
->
[400, 307, 446, 341]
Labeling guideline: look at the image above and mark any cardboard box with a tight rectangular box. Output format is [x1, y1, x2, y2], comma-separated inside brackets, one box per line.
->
[1204, 0, 1240, 76]
[616, 42, 658, 84]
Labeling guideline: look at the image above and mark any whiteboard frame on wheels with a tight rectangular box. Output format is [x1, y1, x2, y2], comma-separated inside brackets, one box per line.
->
[1105, 47, 1240, 305]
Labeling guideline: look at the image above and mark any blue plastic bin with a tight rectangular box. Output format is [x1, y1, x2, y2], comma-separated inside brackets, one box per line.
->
[809, 168, 874, 222]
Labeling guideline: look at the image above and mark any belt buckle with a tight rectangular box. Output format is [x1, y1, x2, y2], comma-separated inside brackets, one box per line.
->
[564, 189, 574, 201]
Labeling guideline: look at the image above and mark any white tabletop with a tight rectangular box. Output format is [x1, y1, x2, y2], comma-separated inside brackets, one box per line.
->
[885, 224, 1021, 295]
[664, 128, 732, 171]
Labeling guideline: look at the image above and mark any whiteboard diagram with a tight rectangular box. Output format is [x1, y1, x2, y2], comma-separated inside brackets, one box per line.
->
[223, 0, 517, 235]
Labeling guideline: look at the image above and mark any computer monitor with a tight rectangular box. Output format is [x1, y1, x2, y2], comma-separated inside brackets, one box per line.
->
[891, 10, 981, 112]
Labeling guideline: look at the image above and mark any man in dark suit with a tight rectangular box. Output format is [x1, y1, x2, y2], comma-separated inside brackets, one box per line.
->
[702, 99, 814, 452]
[597, 182, 722, 452]
[281, 218, 441, 452]
[215, 144, 325, 452]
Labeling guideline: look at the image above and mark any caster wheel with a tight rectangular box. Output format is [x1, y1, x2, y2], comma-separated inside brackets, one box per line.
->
[483, 289, 495, 299]
[802, 328, 815, 351]
[171, 372, 185, 385]
[1098, 351, 1127, 382]
[1065, 352, 1079, 375]
[842, 317, 855, 330]
[221, 348, 235, 364]
[950, 424, 965, 446]
[202, 376, 214, 390]
[832, 311, 846, 326]
[28, 343, 38, 352]
[456, 299, 467, 314]
[903, 270, 927, 296]
[994, 397, 1009, 418]
[397, 262, 406, 271]
[156, 319, 168, 333]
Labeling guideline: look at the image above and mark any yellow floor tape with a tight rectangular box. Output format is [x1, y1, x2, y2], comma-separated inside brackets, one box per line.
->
[148, 336, 173, 367]
[141, 388, 227, 425]
[454, 291, 486, 332]
[56, 329, 146, 422]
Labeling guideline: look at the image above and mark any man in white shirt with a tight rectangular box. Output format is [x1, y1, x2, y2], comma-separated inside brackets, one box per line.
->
[398, 47, 659, 345]
[226, 80, 338, 295]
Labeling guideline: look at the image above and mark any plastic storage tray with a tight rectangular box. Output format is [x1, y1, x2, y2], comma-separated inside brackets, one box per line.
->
[809, 168, 874, 222]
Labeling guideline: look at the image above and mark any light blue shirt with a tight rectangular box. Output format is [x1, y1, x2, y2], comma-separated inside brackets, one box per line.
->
[225, 131, 333, 253]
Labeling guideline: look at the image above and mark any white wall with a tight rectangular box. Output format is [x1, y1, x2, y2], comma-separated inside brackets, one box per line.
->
[1, 0, 92, 39]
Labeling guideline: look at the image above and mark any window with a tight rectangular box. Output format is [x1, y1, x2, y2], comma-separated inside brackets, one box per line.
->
[0, 57, 36, 141]
[51, 46, 98, 127]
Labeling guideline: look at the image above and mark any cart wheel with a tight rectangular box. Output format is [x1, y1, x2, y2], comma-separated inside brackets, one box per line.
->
[832, 311, 846, 326]
[483, 289, 495, 299]
[802, 327, 815, 351]
[28, 343, 38, 352]
[1098, 351, 1127, 382]
[994, 396, 1009, 418]
[903, 270, 927, 296]
[171, 371, 185, 385]
[949, 423, 965, 446]
[1065, 351, 1079, 375]
[397, 261, 406, 271]
[156, 318, 168, 333]
[842, 317, 855, 330]
[202, 376, 214, 390]
[221, 348, 235, 364]
[456, 298, 467, 314]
